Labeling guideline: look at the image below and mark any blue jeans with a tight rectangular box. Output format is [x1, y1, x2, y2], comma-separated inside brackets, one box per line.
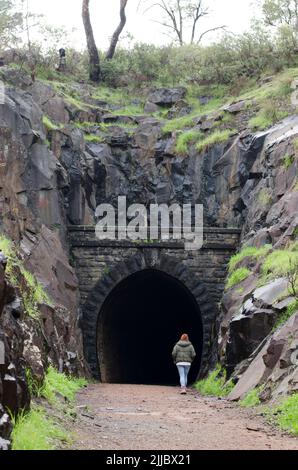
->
[177, 364, 191, 388]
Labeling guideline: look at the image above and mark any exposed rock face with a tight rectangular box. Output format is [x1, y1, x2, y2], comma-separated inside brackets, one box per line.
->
[0, 256, 28, 446]
[216, 117, 298, 394]
[0, 78, 85, 367]
[229, 312, 298, 401]
[0, 71, 88, 442]
[224, 279, 290, 373]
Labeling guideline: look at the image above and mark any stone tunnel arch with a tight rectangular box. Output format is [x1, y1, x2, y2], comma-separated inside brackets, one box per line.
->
[82, 254, 218, 384]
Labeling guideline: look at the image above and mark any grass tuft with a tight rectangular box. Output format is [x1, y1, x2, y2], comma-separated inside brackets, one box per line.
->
[262, 250, 298, 278]
[282, 154, 295, 169]
[266, 394, 298, 436]
[40, 367, 87, 404]
[229, 245, 272, 273]
[273, 299, 298, 331]
[0, 233, 53, 318]
[196, 129, 236, 153]
[11, 408, 70, 451]
[226, 267, 252, 290]
[175, 129, 202, 154]
[249, 101, 288, 131]
[240, 387, 263, 408]
[84, 134, 104, 143]
[43, 116, 63, 132]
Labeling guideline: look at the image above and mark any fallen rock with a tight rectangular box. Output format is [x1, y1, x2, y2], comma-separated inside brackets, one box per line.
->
[229, 312, 298, 401]
[224, 279, 290, 372]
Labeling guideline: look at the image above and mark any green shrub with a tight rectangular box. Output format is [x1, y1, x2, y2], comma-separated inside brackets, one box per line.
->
[11, 408, 70, 451]
[175, 129, 203, 154]
[196, 129, 236, 153]
[229, 245, 272, 273]
[240, 386, 263, 408]
[226, 267, 252, 289]
[195, 364, 234, 397]
[40, 367, 87, 404]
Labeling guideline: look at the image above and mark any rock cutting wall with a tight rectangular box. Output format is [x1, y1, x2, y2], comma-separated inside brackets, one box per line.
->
[0, 66, 298, 444]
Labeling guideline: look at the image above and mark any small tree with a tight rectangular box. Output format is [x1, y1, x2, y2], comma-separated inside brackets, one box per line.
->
[106, 0, 128, 60]
[82, 0, 100, 82]
[262, 0, 298, 29]
[0, 0, 23, 49]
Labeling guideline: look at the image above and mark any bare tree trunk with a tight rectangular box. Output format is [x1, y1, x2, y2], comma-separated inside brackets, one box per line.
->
[106, 0, 128, 60]
[82, 0, 100, 82]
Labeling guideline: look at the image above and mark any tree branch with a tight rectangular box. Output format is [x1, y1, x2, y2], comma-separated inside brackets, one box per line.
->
[197, 25, 226, 43]
[106, 0, 128, 60]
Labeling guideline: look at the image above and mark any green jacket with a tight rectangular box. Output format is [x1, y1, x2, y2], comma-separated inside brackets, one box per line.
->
[172, 341, 196, 364]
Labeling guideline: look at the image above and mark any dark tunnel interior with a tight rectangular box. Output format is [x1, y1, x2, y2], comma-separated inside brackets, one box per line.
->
[97, 269, 203, 385]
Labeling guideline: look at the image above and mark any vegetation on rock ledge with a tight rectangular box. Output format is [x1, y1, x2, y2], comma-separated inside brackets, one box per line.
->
[195, 365, 234, 397]
[12, 367, 87, 450]
[0, 234, 52, 318]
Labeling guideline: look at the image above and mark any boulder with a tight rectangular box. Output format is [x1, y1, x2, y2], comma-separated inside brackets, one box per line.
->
[167, 100, 192, 119]
[144, 101, 161, 113]
[229, 312, 298, 401]
[253, 278, 289, 306]
[148, 87, 187, 106]
[223, 101, 246, 114]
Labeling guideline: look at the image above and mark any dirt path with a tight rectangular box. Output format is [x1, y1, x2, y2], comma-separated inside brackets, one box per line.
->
[70, 384, 298, 450]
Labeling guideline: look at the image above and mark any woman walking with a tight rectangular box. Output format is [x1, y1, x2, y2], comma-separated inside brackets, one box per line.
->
[172, 334, 196, 394]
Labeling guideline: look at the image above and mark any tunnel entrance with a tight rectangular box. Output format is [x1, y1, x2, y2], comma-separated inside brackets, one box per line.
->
[97, 269, 203, 385]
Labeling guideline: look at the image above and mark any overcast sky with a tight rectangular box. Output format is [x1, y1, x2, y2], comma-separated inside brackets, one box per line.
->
[27, 0, 257, 50]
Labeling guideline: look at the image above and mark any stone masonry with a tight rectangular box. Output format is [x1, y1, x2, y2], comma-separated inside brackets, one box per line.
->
[68, 226, 240, 378]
